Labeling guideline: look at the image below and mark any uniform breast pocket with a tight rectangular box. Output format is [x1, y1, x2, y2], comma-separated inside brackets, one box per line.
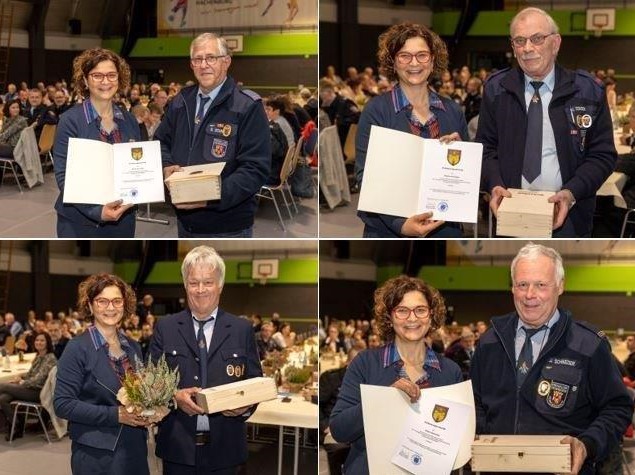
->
[535, 363, 582, 416]
[222, 348, 247, 379]
[164, 346, 189, 370]
[203, 123, 238, 163]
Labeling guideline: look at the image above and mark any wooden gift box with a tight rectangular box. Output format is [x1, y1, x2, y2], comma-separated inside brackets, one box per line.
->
[471, 435, 571, 473]
[164, 163, 225, 204]
[195, 377, 278, 414]
[496, 188, 554, 238]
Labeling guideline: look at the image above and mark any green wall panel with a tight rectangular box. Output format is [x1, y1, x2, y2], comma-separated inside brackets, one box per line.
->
[376, 265, 635, 293]
[102, 33, 317, 58]
[433, 10, 635, 37]
[114, 259, 318, 285]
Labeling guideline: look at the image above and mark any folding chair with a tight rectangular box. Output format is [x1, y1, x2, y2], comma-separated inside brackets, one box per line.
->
[257, 144, 297, 231]
[38, 123, 56, 170]
[8, 366, 59, 444]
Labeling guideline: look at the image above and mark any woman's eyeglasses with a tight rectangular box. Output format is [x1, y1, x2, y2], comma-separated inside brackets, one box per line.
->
[88, 72, 119, 82]
[395, 51, 432, 65]
[94, 298, 125, 309]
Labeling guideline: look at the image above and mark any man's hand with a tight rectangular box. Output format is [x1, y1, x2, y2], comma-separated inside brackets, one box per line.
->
[174, 387, 205, 416]
[489, 186, 511, 218]
[560, 436, 587, 475]
[163, 165, 182, 180]
[391, 378, 421, 403]
[400, 212, 445, 237]
[221, 405, 252, 417]
[101, 200, 133, 222]
[549, 189, 575, 230]
[174, 201, 207, 210]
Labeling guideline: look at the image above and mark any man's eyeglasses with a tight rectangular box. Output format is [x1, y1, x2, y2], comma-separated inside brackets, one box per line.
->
[191, 55, 227, 67]
[94, 297, 125, 309]
[395, 51, 432, 65]
[392, 306, 430, 320]
[513, 281, 554, 292]
[88, 72, 119, 82]
[510, 33, 556, 48]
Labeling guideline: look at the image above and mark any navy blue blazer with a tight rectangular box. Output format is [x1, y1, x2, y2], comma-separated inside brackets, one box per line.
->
[149, 309, 262, 469]
[330, 346, 463, 475]
[53, 100, 141, 238]
[54, 329, 147, 453]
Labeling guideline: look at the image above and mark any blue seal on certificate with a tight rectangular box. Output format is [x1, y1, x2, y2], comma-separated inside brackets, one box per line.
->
[131, 188, 138, 198]
[437, 201, 449, 212]
[411, 453, 422, 465]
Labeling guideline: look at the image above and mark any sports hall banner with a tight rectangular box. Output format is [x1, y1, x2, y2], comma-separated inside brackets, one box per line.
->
[158, 0, 317, 30]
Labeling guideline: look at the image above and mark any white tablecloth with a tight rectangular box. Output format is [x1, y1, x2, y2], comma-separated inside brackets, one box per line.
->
[248, 394, 317, 429]
[0, 353, 36, 384]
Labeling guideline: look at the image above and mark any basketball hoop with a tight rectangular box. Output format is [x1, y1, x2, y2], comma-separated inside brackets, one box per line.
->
[592, 13, 608, 38]
[593, 28, 603, 38]
[258, 277, 268, 286]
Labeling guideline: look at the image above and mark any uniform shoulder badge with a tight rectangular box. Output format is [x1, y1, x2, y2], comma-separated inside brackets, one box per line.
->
[576, 320, 607, 340]
[240, 88, 261, 101]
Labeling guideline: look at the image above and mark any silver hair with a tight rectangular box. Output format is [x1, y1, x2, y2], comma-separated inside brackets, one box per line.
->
[510, 7, 560, 36]
[190, 32, 231, 58]
[181, 245, 226, 287]
[511, 243, 565, 285]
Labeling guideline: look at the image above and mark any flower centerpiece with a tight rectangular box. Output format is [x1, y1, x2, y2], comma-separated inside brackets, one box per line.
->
[284, 366, 312, 393]
[117, 355, 180, 423]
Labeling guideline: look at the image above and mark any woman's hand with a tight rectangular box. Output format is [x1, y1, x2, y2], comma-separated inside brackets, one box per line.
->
[489, 186, 511, 218]
[118, 406, 149, 427]
[401, 212, 445, 237]
[391, 378, 421, 403]
[438, 132, 462, 144]
[101, 200, 133, 222]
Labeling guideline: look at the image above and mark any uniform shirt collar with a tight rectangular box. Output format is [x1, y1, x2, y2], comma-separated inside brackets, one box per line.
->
[88, 324, 131, 351]
[82, 98, 125, 125]
[391, 84, 446, 114]
[524, 66, 556, 94]
[191, 307, 219, 322]
[198, 78, 227, 105]
[516, 308, 560, 334]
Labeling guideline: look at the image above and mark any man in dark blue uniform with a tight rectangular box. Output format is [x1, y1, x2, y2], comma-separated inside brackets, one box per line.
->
[156, 33, 270, 238]
[477, 7, 616, 237]
[149, 245, 262, 474]
[471, 243, 633, 474]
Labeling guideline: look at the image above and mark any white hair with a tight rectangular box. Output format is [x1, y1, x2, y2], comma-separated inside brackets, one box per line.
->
[511, 243, 565, 285]
[510, 7, 560, 36]
[190, 32, 230, 57]
[181, 245, 226, 287]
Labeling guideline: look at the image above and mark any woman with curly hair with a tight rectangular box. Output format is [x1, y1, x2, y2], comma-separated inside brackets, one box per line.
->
[54, 273, 154, 475]
[0, 99, 28, 157]
[53, 48, 140, 238]
[330, 275, 462, 474]
[355, 22, 469, 238]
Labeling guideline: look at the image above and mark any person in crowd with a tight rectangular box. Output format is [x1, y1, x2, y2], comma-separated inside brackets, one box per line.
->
[3, 83, 17, 103]
[24, 88, 46, 140]
[131, 104, 150, 141]
[367, 333, 381, 349]
[265, 116, 288, 186]
[157, 33, 270, 238]
[55, 273, 152, 474]
[0, 332, 56, 438]
[47, 319, 70, 359]
[250, 314, 262, 333]
[444, 326, 475, 380]
[124, 313, 142, 341]
[321, 324, 346, 354]
[39, 89, 71, 126]
[146, 102, 163, 139]
[463, 76, 482, 123]
[319, 80, 360, 150]
[320, 348, 359, 475]
[151, 89, 169, 112]
[0, 314, 10, 347]
[15, 319, 47, 353]
[271, 321, 296, 349]
[149, 245, 262, 473]
[255, 321, 283, 360]
[605, 77, 617, 115]
[619, 103, 635, 151]
[477, 7, 616, 238]
[471, 243, 633, 474]
[265, 95, 295, 150]
[624, 335, 635, 380]
[17, 89, 29, 115]
[355, 22, 468, 238]
[330, 276, 462, 474]
[128, 87, 141, 109]
[138, 322, 153, 360]
[136, 294, 155, 323]
[0, 99, 28, 157]
[4, 312, 23, 338]
[53, 47, 140, 238]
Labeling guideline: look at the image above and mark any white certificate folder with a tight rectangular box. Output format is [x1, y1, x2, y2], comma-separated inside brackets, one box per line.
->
[63, 138, 165, 205]
[358, 125, 483, 223]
